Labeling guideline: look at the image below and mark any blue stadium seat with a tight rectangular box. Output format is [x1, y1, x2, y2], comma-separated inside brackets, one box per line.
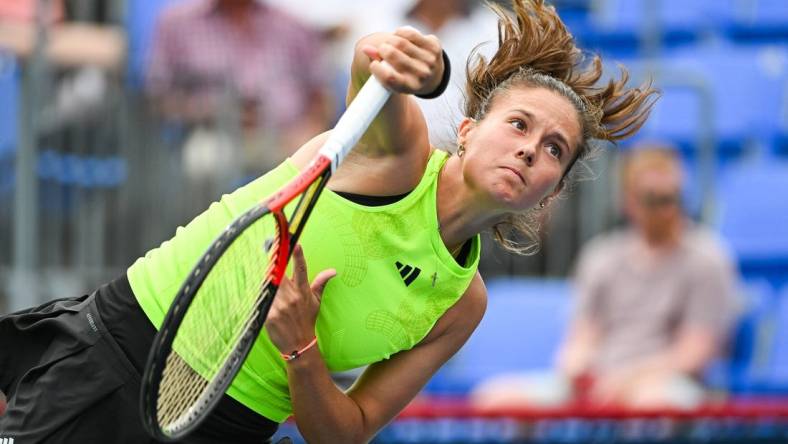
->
[636, 45, 788, 157]
[713, 280, 776, 393]
[770, 286, 788, 386]
[0, 53, 18, 196]
[717, 0, 788, 42]
[727, 284, 788, 395]
[716, 160, 788, 287]
[425, 278, 572, 394]
[553, 0, 593, 11]
[621, 44, 788, 160]
[575, 0, 717, 54]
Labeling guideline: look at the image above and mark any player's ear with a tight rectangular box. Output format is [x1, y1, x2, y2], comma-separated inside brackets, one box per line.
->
[541, 179, 565, 208]
[456, 117, 476, 146]
[551, 179, 565, 197]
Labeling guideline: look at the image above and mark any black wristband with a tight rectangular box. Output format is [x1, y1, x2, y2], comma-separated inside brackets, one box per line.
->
[416, 50, 451, 99]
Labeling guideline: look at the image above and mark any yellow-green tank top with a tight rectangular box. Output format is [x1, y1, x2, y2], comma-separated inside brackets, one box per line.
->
[127, 149, 480, 421]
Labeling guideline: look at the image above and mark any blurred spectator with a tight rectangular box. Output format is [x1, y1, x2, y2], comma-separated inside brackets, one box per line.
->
[0, 0, 124, 130]
[269, 0, 499, 149]
[0, 0, 63, 23]
[472, 144, 741, 410]
[0, 0, 124, 70]
[145, 0, 332, 177]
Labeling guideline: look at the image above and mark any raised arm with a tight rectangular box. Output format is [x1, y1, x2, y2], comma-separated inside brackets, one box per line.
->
[348, 27, 445, 161]
[288, 27, 449, 194]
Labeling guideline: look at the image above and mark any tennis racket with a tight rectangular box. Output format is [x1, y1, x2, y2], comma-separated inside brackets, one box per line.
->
[140, 76, 391, 441]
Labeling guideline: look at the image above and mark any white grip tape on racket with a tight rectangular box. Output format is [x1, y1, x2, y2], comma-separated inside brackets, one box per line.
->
[318, 75, 391, 172]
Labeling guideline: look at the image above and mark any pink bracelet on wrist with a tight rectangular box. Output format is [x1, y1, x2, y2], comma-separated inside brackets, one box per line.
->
[281, 336, 318, 362]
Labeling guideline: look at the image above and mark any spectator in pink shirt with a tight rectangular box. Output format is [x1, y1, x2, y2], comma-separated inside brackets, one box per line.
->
[473, 145, 740, 410]
[0, 0, 63, 24]
[146, 0, 333, 175]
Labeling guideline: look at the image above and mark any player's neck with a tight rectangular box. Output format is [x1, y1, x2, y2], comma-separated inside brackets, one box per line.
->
[436, 156, 503, 251]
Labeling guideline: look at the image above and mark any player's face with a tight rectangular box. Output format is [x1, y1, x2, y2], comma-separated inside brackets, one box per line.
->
[458, 86, 582, 212]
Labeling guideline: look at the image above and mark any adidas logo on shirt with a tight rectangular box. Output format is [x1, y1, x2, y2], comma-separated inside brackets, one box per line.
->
[395, 261, 421, 286]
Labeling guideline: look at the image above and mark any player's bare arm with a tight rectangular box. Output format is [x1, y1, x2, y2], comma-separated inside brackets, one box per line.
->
[283, 271, 486, 444]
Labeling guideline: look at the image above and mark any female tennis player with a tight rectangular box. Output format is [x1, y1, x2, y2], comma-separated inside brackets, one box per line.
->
[0, 1, 657, 442]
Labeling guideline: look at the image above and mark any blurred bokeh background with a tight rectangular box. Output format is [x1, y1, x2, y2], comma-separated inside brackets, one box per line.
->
[1, 0, 788, 442]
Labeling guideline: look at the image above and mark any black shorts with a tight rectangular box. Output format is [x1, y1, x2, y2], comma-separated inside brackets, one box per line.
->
[0, 278, 279, 443]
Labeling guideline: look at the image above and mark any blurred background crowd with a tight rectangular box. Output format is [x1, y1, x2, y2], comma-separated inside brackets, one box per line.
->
[1, 0, 788, 442]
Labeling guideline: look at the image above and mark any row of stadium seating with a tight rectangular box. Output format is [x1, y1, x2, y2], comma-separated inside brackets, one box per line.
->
[121, 1, 788, 158]
[125, 0, 788, 63]
[278, 410, 788, 444]
[373, 402, 788, 443]
[560, 0, 788, 52]
[616, 43, 788, 160]
[425, 278, 788, 397]
[716, 161, 788, 289]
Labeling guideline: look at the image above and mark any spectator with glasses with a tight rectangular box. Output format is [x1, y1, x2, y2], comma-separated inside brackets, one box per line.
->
[474, 144, 740, 409]
[560, 144, 742, 408]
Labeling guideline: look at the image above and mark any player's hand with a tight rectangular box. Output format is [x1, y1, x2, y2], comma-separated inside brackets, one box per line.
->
[266, 244, 336, 358]
[360, 26, 444, 96]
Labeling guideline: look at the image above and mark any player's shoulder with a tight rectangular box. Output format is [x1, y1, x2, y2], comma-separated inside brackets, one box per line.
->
[458, 273, 488, 324]
[427, 272, 487, 344]
[466, 272, 487, 302]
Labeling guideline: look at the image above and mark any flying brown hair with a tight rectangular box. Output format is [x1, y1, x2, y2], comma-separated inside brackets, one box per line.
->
[464, 0, 660, 254]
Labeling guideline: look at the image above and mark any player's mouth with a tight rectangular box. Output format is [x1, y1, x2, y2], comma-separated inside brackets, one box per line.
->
[500, 166, 525, 185]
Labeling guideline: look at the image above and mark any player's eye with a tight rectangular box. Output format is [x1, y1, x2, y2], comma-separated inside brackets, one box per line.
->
[547, 143, 562, 160]
[509, 118, 526, 132]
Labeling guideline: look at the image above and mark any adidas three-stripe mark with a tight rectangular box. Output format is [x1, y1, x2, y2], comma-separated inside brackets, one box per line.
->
[395, 261, 421, 286]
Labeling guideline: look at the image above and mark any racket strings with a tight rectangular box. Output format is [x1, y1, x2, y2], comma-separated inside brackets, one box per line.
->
[145, 76, 389, 438]
[158, 352, 206, 429]
[156, 217, 282, 431]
